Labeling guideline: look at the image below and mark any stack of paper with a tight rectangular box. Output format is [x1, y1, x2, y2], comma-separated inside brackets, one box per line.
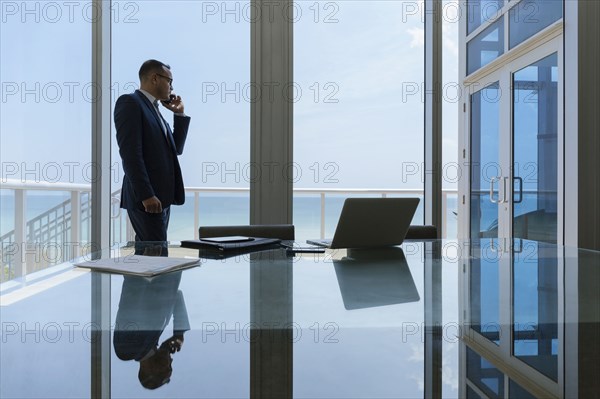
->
[74, 255, 200, 277]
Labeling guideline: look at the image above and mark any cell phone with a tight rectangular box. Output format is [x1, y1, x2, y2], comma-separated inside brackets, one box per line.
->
[163, 94, 176, 104]
[280, 241, 325, 254]
[286, 247, 326, 254]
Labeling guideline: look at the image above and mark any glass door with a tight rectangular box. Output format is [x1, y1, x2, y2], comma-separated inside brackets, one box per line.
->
[470, 81, 504, 241]
[512, 54, 559, 244]
[468, 40, 562, 244]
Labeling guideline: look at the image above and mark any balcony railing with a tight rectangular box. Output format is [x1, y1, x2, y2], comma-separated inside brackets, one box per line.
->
[1, 179, 458, 282]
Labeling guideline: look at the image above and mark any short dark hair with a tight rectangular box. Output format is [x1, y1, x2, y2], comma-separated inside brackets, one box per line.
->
[139, 59, 171, 81]
[138, 348, 172, 390]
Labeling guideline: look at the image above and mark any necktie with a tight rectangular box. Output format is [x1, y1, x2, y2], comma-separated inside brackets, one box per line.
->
[153, 100, 168, 136]
[153, 100, 176, 152]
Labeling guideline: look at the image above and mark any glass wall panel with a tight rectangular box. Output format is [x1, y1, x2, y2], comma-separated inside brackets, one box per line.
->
[470, 83, 500, 239]
[294, 1, 424, 240]
[467, 0, 503, 35]
[443, 0, 460, 238]
[111, 1, 250, 243]
[0, 188, 13, 281]
[509, 0, 562, 49]
[467, 17, 504, 75]
[513, 240, 558, 381]
[0, 1, 92, 279]
[512, 54, 558, 243]
[0, 3, 94, 397]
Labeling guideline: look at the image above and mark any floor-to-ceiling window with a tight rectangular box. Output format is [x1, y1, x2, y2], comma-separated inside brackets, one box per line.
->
[293, 1, 424, 240]
[0, 2, 94, 394]
[2, 0, 436, 268]
[109, 3, 251, 395]
[441, 7, 461, 396]
[110, 1, 251, 242]
[1, 1, 93, 280]
[443, 0, 460, 239]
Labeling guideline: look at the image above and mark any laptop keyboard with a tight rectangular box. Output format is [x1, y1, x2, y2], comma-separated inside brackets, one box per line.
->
[306, 239, 332, 247]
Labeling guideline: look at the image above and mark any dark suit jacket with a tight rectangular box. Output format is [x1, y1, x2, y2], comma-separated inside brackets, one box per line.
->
[115, 90, 191, 210]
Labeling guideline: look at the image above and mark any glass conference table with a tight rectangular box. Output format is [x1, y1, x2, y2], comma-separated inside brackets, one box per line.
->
[1, 239, 599, 398]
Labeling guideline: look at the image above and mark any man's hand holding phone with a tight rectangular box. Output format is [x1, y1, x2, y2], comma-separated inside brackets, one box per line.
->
[161, 94, 184, 114]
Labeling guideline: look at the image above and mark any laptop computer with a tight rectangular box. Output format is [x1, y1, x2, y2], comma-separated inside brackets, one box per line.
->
[306, 197, 420, 249]
[333, 247, 420, 310]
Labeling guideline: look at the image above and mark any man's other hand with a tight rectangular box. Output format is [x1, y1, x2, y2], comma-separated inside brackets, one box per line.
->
[142, 196, 163, 213]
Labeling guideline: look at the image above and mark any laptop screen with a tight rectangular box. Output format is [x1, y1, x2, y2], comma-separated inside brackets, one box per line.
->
[328, 197, 420, 249]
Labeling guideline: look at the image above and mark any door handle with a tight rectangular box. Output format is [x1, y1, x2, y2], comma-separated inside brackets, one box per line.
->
[514, 176, 523, 204]
[489, 176, 501, 203]
[501, 176, 509, 203]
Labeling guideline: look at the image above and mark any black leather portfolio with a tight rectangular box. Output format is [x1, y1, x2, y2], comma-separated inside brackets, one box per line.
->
[180, 237, 281, 251]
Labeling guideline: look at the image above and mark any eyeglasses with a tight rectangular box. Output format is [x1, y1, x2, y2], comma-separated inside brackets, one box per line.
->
[156, 74, 173, 86]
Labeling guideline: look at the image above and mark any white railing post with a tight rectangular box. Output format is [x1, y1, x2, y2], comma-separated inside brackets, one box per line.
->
[442, 191, 448, 239]
[110, 193, 120, 245]
[320, 193, 326, 239]
[14, 189, 26, 278]
[71, 190, 81, 260]
[194, 191, 200, 239]
[126, 215, 135, 242]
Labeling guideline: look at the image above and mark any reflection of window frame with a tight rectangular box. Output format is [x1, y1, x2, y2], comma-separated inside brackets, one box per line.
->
[467, 17, 505, 75]
[512, 241, 559, 381]
[465, 0, 563, 77]
[459, 240, 564, 398]
[466, 346, 505, 398]
[508, 0, 563, 49]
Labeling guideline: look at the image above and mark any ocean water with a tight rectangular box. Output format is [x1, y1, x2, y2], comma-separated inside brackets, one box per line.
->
[167, 194, 458, 240]
[1, 192, 459, 242]
[1, 191, 73, 236]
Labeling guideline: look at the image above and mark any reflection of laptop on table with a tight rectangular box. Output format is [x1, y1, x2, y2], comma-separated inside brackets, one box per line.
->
[334, 247, 420, 310]
[307, 198, 420, 249]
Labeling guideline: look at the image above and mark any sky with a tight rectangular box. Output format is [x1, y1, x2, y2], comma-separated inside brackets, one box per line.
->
[0, 0, 460, 191]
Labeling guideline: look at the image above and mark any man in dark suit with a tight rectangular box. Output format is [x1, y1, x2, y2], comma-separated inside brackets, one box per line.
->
[115, 59, 191, 242]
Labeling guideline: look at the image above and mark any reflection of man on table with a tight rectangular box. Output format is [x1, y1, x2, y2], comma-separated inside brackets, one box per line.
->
[113, 271, 189, 389]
